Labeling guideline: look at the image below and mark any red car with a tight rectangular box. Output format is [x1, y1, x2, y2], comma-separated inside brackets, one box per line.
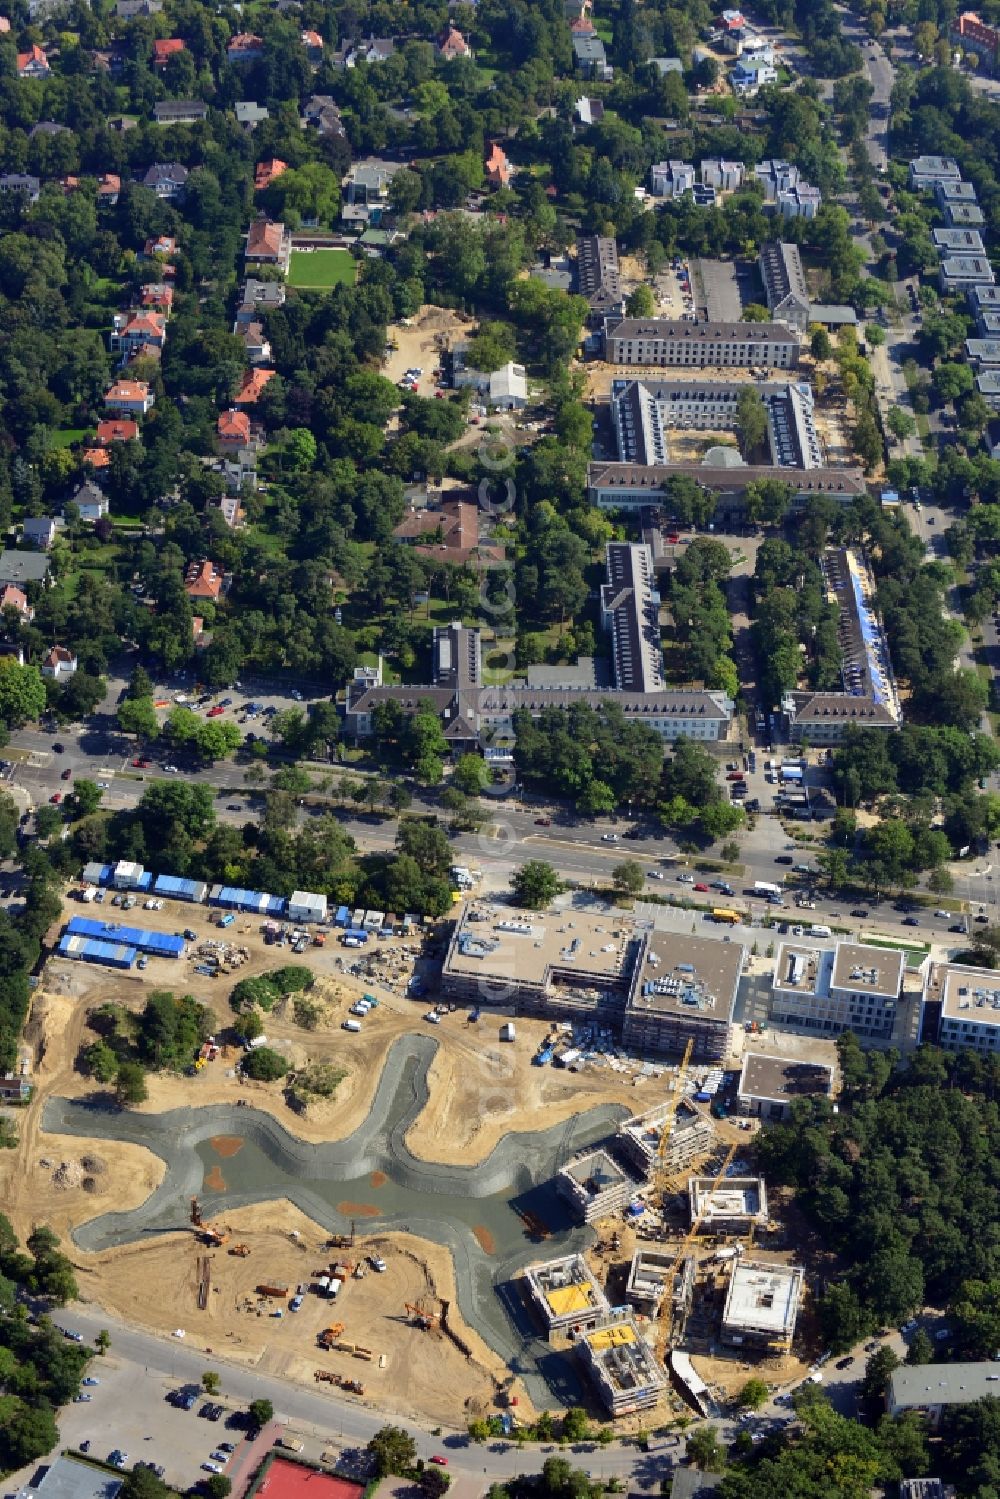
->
[535, 817, 552, 826]
[665, 533, 680, 543]
[50, 792, 62, 804]
[693, 882, 710, 892]
[430, 1458, 448, 1467]
[725, 771, 745, 782]
[207, 706, 225, 717]
[132, 757, 149, 768]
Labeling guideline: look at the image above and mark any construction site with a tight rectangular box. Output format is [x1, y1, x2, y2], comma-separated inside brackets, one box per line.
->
[0, 885, 825, 1428]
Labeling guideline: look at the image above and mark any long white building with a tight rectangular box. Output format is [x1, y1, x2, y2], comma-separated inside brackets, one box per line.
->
[604, 318, 800, 370]
[611, 377, 822, 469]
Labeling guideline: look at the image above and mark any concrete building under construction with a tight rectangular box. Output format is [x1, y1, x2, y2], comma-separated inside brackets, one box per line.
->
[523, 1254, 611, 1340]
[615, 1096, 715, 1179]
[688, 1176, 769, 1236]
[556, 1147, 638, 1224]
[720, 1259, 804, 1350]
[625, 1247, 694, 1328]
[576, 1313, 668, 1415]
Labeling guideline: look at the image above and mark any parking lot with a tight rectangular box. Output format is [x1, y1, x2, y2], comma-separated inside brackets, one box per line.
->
[22, 1356, 264, 1495]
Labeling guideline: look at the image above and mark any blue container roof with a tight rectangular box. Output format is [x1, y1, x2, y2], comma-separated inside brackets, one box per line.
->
[65, 917, 185, 955]
[59, 935, 137, 965]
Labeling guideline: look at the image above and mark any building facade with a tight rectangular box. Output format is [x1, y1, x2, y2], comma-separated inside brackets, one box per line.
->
[605, 318, 801, 370]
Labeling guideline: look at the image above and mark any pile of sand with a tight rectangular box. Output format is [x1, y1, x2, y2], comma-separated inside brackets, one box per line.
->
[52, 1159, 85, 1190]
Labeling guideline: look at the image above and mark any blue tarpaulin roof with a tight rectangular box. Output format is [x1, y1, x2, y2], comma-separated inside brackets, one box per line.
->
[210, 886, 286, 916]
[64, 917, 184, 956]
[153, 874, 208, 900]
[59, 934, 137, 967]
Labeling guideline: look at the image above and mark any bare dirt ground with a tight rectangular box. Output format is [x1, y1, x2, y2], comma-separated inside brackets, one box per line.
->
[665, 430, 741, 465]
[0, 891, 654, 1426]
[382, 305, 475, 399]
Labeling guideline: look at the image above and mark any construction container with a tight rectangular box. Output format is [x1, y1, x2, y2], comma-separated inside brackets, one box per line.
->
[64, 917, 184, 958]
[58, 935, 137, 969]
[257, 1282, 289, 1298]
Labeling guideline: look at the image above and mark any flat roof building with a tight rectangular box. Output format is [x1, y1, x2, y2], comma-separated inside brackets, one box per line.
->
[736, 1051, 834, 1121]
[623, 929, 745, 1060]
[522, 1253, 611, 1339]
[887, 1362, 1000, 1428]
[625, 1246, 679, 1316]
[720, 1258, 803, 1349]
[940, 255, 996, 292]
[556, 1147, 638, 1224]
[441, 901, 637, 1016]
[933, 226, 987, 256]
[587, 460, 866, 514]
[615, 1096, 715, 1178]
[922, 959, 1000, 1053]
[688, 1175, 769, 1235]
[576, 1313, 667, 1414]
[909, 155, 961, 189]
[771, 939, 903, 1039]
[30, 1459, 122, 1499]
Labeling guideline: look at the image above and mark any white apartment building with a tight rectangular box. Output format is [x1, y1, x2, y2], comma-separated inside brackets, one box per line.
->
[922, 960, 1000, 1054]
[604, 318, 801, 370]
[649, 159, 695, 198]
[771, 940, 904, 1039]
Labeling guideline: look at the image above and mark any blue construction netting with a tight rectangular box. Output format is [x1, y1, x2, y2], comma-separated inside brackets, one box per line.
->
[64, 917, 185, 956]
[58, 935, 137, 968]
[847, 555, 891, 706]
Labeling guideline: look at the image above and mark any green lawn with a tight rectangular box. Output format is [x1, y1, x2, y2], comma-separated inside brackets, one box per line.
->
[287, 249, 357, 290]
[50, 429, 86, 449]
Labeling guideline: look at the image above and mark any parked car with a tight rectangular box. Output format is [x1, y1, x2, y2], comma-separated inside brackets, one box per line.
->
[902, 917, 920, 927]
[601, 832, 619, 842]
[693, 882, 710, 893]
[132, 757, 150, 768]
[850, 909, 869, 918]
[534, 817, 552, 826]
[49, 792, 62, 804]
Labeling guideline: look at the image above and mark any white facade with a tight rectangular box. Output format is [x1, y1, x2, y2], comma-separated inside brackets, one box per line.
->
[287, 890, 328, 923]
[649, 159, 695, 198]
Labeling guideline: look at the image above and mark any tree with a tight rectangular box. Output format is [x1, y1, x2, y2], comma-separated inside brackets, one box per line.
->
[114, 1062, 147, 1108]
[906, 1328, 933, 1365]
[736, 386, 768, 458]
[204, 1479, 232, 1499]
[625, 284, 655, 317]
[887, 407, 916, 441]
[0, 661, 45, 729]
[686, 1425, 726, 1471]
[95, 1329, 110, 1355]
[510, 861, 563, 908]
[241, 1047, 288, 1082]
[811, 327, 832, 361]
[860, 1345, 900, 1416]
[119, 1467, 170, 1499]
[738, 1378, 769, 1410]
[368, 1426, 417, 1478]
[68, 780, 102, 818]
[117, 696, 159, 740]
[451, 755, 490, 797]
[561, 1407, 589, 1442]
[248, 1398, 273, 1429]
[612, 861, 645, 898]
[202, 1371, 221, 1395]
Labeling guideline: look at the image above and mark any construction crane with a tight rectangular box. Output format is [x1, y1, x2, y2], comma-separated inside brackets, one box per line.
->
[653, 1037, 694, 1205]
[655, 1138, 739, 1363]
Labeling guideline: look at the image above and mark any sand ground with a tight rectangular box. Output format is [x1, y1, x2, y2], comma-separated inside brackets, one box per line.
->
[0, 892, 655, 1426]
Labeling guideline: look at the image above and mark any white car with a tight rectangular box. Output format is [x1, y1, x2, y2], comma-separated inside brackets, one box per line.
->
[647, 871, 665, 880]
[370, 1256, 387, 1273]
[424, 1010, 440, 1024]
[601, 833, 619, 842]
[677, 873, 695, 884]
[97, 781, 110, 789]
[202, 1463, 223, 1475]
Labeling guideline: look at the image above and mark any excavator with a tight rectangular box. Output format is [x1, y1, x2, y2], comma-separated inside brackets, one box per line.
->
[404, 1301, 440, 1330]
[317, 1323, 346, 1348]
[190, 1197, 230, 1247]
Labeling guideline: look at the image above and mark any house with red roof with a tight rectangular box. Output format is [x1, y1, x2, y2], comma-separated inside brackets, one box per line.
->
[82, 448, 110, 470]
[254, 159, 288, 192]
[153, 37, 185, 67]
[97, 173, 121, 206]
[438, 25, 472, 59]
[140, 282, 174, 313]
[17, 45, 50, 78]
[95, 418, 139, 445]
[246, 218, 291, 272]
[233, 368, 276, 405]
[184, 560, 223, 600]
[41, 646, 78, 680]
[227, 32, 264, 61]
[216, 409, 252, 450]
[301, 28, 323, 58]
[105, 380, 154, 416]
[111, 311, 167, 361]
[485, 142, 512, 188]
[0, 585, 33, 621]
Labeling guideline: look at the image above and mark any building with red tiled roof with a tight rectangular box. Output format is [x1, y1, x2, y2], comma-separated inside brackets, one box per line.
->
[97, 173, 121, 205]
[393, 499, 505, 567]
[184, 559, 223, 600]
[485, 141, 512, 188]
[438, 25, 472, 58]
[41, 646, 77, 680]
[217, 409, 251, 447]
[153, 37, 185, 67]
[227, 32, 264, 60]
[301, 28, 323, 55]
[95, 418, 139, 445]
[570, 14, 596, 33]
[246, 218, 291, 271]
[254, 159, 288, 192]
[105, 380, 154, 415]
[140, 282, 174, 312]
[233, 368, 276, 405]
[17, 44, 50, 77]
[111, 311, 167, 360]
[0, 585, 33, 620]
[82, 448, 110, 469]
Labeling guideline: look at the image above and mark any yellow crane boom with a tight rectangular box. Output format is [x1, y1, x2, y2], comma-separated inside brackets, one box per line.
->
[656, 1138, 739, 1362]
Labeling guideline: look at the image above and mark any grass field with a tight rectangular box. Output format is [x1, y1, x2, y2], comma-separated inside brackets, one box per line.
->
[287, 249, 357, 289]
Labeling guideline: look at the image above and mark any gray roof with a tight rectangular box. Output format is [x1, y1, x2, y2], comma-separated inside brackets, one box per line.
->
[143, 162, 188, 187]
[32, 1459, 122, 1499]
[0, 550, 50, 584]
[573, 33, 608, 62]
[153, 100, 208, 120]
[890, 1362, 1000, 1410]
[234, 101, 269, 123]
[587, 460, 866, 498]
[669, 1476, 724, 1499]
[607, 317, 799, 344]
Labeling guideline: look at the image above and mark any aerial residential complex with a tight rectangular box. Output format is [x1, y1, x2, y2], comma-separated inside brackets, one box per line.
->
[720, 1259, 804, 1350]
[920, 960, 1000, 1054]
[611, 377, 823, 470]
[604, 318, 801, 370]
[522, 1254, 611, 1339]
[770, 939, 905, 1038]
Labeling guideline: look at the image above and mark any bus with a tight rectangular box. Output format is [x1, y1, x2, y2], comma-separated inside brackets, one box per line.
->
[754, 880, 783, 899]
[712, 909, 742, 925]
